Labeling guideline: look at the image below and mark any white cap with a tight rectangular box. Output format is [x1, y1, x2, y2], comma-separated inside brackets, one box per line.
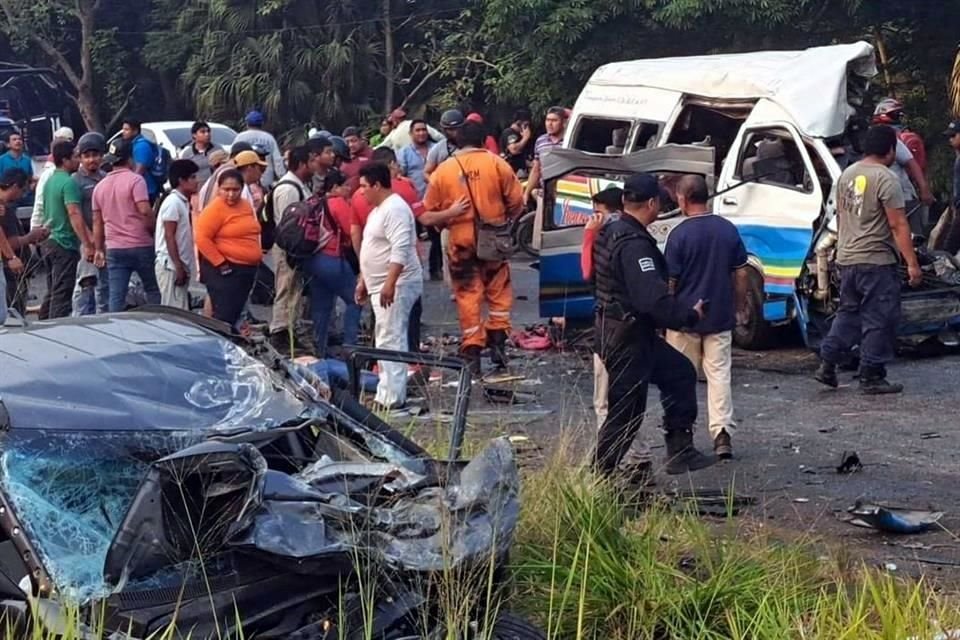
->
[53, 127, 74, 141]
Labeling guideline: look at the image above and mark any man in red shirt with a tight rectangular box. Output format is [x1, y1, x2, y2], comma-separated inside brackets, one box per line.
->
[340, 126, 374, 194]
[466, 112, 500, 155]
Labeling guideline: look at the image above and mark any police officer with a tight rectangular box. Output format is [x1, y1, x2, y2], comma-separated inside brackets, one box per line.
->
[592, 173, 716, 476]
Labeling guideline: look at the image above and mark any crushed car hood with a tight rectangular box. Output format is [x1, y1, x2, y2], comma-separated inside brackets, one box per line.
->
[0, 313, 520, 604]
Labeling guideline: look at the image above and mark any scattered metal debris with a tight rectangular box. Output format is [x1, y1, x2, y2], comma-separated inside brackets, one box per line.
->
[920, 432, 942, 440]
[483, 387, 537, 405]
[837, 451, 863, 474]
[845, 501, 944, 534]
[793, 497, 810, 504]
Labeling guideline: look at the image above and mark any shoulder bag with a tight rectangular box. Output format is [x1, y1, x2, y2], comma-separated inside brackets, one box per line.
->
[452, 153, 516, 262]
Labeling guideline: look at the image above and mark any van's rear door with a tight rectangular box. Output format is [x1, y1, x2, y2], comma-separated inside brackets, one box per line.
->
[536, 145, 715, 320]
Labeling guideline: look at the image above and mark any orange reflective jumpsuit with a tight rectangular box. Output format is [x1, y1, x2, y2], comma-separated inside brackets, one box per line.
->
[423, 149, 524, 351]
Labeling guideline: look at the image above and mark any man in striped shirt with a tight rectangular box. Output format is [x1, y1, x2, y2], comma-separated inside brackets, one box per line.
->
[523, 106, 567, 203]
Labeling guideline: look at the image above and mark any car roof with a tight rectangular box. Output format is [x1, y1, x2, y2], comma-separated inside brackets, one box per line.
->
[141, 121, 235, 129]
[0, 313, 304, 433]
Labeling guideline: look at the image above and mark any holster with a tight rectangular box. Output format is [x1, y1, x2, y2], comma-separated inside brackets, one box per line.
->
[595, 304, 637, 354]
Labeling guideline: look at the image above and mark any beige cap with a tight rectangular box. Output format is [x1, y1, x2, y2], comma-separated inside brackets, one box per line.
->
[53, 127, 75, 141]
[234, 150, 267, 168]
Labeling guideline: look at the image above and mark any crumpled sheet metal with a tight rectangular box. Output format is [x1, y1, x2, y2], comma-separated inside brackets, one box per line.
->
[231, 437, 520, 573]
[846, 501, 944, 534]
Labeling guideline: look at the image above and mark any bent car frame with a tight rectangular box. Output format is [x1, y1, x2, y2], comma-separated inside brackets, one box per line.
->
[0, 311, 542, 639]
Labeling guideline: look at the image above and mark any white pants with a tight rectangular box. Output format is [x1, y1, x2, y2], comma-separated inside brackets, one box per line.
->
[371, 285, 420, 408]
[155, 263, 190, 310]
[665, 330, 735, 440]
[593, 353, 651, 463]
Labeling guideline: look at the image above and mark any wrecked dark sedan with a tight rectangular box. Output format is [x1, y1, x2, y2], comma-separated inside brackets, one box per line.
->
[0, 311, 544, 639]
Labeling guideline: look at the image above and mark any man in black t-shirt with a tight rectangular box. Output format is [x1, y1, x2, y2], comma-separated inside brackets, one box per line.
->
[500, 108, 533, 177]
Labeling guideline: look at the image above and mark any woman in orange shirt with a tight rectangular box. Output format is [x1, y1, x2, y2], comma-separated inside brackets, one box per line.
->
[195, 169, 262, 328]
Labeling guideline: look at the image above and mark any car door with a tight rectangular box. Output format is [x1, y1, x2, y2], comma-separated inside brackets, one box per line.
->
[714, 100, 824, 321]
[536, 145, 715, 320]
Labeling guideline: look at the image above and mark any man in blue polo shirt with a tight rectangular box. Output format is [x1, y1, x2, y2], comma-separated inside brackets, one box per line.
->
[664, 174, 750, 460]
[121, 117, 160, 202]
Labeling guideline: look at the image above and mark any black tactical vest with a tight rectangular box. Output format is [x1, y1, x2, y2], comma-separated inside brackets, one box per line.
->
[592, 220, 643, 315]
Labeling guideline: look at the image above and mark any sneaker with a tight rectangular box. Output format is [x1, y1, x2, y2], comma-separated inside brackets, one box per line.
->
[713, 430, 733, 460]
[814, 362, 838, 388]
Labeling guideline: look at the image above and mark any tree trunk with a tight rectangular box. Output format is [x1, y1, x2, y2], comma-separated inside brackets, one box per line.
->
[382, 0, 395, 113]
[76, 83, 103, 132]
[76, 0, 103, 131]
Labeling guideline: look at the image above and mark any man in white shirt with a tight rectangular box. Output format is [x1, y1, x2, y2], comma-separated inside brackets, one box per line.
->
[155, 160, 199, 309]
[355, 162, 423, 410]
[30, 127, 75, 230]
[268, 145, 313, 352]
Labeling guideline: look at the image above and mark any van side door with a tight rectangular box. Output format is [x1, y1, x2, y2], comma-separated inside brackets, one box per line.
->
[715, 101, 824, 333]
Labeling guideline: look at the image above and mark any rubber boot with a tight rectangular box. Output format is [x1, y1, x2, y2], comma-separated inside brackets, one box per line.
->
[663, 429, 716, 475]
[814, 361, 838, 388]
[487, 329, 509, 368]
[859, 365, 903, 395]
[462, 345, 482, 377]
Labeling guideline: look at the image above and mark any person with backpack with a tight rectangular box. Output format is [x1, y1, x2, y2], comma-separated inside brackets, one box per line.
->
[154, 160, 199, 309]
[302, 169, 360, 359]
[121, 117, 169, 205]
[267, 145, 313, 353]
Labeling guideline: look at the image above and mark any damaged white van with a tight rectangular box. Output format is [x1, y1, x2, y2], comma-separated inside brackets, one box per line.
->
[535, 41, 960, 349]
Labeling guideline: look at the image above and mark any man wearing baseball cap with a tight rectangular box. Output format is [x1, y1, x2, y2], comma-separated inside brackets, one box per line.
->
[92, 136, 161, 313]
[233, 109, 284, 189]
[30, 126, 74, 231]
[591, 172, 714, 478]
[424, 109, 466, 178]
[71, 131, 109, 315]
[233, 150, 268, 209]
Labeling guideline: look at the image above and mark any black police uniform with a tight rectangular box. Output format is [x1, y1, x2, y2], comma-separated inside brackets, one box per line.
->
[592, 214, 715, 475]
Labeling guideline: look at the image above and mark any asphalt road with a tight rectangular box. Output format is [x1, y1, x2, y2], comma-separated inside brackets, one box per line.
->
[416, 259, 960, 580]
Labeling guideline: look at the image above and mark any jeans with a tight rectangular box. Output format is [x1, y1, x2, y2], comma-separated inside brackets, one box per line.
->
[820, 263, 901, 371]
[304, 253, 360, 358]
[0, 266, 6, 325]
[595, 335, 698, 474]
[107, 246, 161, 313]
[41, 240, 79, 320]
[371, 284, 420, 408]
[72, 261, 109, 316]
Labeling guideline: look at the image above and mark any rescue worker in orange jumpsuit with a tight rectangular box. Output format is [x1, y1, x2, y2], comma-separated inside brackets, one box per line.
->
[422, 121, 525, 373]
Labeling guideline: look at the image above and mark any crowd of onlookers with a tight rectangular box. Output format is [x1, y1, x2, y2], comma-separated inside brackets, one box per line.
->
[0, 106, 569, 412]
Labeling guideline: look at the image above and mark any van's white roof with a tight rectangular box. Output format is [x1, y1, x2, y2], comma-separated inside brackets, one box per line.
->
[587, 41, 876, 138]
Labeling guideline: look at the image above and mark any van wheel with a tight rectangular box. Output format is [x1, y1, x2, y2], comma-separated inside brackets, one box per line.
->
[733, 268, 773, 350]
[514, 211, 539, 258]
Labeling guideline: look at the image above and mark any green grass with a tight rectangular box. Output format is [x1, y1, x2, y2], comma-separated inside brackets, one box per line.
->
[6, 442, 960, 639]
[509, 451, 960, 640]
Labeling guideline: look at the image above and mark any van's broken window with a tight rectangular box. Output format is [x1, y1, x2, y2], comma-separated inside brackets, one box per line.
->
[572, 117, 632, 154]
[736, 129, 813, 193]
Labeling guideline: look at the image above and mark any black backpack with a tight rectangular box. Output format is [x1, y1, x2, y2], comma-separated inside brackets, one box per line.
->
[259, 179, 305, 251]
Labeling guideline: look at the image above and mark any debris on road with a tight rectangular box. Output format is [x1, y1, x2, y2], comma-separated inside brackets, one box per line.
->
[920, 432, 942, 440]
[483, 387, 537, 405]
[837, 451, 863, 474]
[845, 501, 944, 534]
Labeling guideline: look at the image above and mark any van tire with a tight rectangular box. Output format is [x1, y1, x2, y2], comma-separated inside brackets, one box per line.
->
[733, 267, 773, 350]
[514, 211, 539, 258]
